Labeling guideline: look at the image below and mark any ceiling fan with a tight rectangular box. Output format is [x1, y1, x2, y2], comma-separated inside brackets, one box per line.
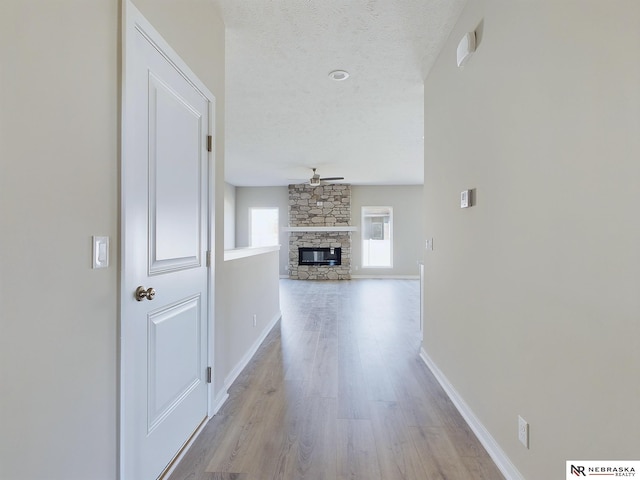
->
[309, 168, 344, 186]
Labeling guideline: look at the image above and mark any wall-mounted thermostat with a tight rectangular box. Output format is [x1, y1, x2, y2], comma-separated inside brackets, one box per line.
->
[460, 190, 471, 208]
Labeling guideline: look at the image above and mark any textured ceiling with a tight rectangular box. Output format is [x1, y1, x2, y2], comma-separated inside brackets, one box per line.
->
[214, 0, 466, 186]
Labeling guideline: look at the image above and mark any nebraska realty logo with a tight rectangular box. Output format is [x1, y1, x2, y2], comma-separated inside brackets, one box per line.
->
[567, 461, 639, 478]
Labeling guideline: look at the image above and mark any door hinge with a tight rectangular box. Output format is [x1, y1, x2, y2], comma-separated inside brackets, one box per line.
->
[207, 135, 212, 152]
[206, 250, 211, 267]
[206, 366, 212, 384]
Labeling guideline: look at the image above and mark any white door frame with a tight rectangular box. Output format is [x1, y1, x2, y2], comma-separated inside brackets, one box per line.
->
[120, 2, 216, 478]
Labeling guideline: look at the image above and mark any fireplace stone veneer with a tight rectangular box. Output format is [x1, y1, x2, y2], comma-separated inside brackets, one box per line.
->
[288, 184, 351, 280]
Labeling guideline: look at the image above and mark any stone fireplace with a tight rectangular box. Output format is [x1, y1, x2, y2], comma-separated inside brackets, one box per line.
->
[287, 184, 352, 280]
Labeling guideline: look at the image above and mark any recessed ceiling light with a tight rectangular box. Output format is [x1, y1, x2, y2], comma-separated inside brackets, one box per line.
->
[328, 70, 350, 81]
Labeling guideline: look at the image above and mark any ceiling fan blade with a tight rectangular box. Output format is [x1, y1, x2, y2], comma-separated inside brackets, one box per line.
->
[319, 176, 344, 181]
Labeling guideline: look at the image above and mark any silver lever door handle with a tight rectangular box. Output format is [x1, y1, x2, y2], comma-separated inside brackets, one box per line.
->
[135, 286, 156, 301]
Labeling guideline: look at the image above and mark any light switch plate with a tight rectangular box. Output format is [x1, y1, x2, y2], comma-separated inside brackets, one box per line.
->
[93, 236, 109, 269]
[518, 415, 529, 449]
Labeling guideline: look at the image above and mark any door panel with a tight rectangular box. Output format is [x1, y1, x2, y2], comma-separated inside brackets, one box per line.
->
[147, 295, 202, 434]
[122, 4, 214, 479]
[149, 72, 202, 273]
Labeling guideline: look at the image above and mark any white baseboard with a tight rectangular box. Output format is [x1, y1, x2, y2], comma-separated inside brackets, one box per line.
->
[210, 390, 229, 415]
[223, 311, 281, 390]
[419, 348, 525, 480]
[351, 274, 420, 279]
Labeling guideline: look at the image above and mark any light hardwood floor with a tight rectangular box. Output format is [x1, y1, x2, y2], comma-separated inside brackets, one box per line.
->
[168, 279, 504, 480]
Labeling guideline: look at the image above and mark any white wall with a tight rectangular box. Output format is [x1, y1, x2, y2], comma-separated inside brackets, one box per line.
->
[235, 186, 290, 276]
[0, 2, 225, 479]
[352, 185, 424, 277]
[224, 182, 237, 249]
[423, 1, 640, 479]
[0, 3, 118, 478]
[219, 250, 281, 391]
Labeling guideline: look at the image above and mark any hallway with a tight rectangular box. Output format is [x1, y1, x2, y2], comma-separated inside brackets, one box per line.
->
[169, 279, 504, 480]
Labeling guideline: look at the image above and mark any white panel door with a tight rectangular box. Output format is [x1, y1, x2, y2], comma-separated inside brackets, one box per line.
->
[122, 4, 213, 479]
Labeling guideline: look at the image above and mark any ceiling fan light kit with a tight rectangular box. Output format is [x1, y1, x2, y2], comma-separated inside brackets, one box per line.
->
[309, 168, 344, 186]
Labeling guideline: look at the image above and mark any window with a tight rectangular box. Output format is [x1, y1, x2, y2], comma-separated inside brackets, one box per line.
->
[249, 207, 279, 247]
[361, 206, 392, 267]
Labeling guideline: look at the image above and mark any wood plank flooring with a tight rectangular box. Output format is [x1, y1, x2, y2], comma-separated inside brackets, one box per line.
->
[168, 279, 504, 480]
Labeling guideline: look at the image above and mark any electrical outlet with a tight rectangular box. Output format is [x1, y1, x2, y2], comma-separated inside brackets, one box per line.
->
[253, 314, 257, 327]
[518, 416, 529, 448]
[425, 238, 433, 251]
